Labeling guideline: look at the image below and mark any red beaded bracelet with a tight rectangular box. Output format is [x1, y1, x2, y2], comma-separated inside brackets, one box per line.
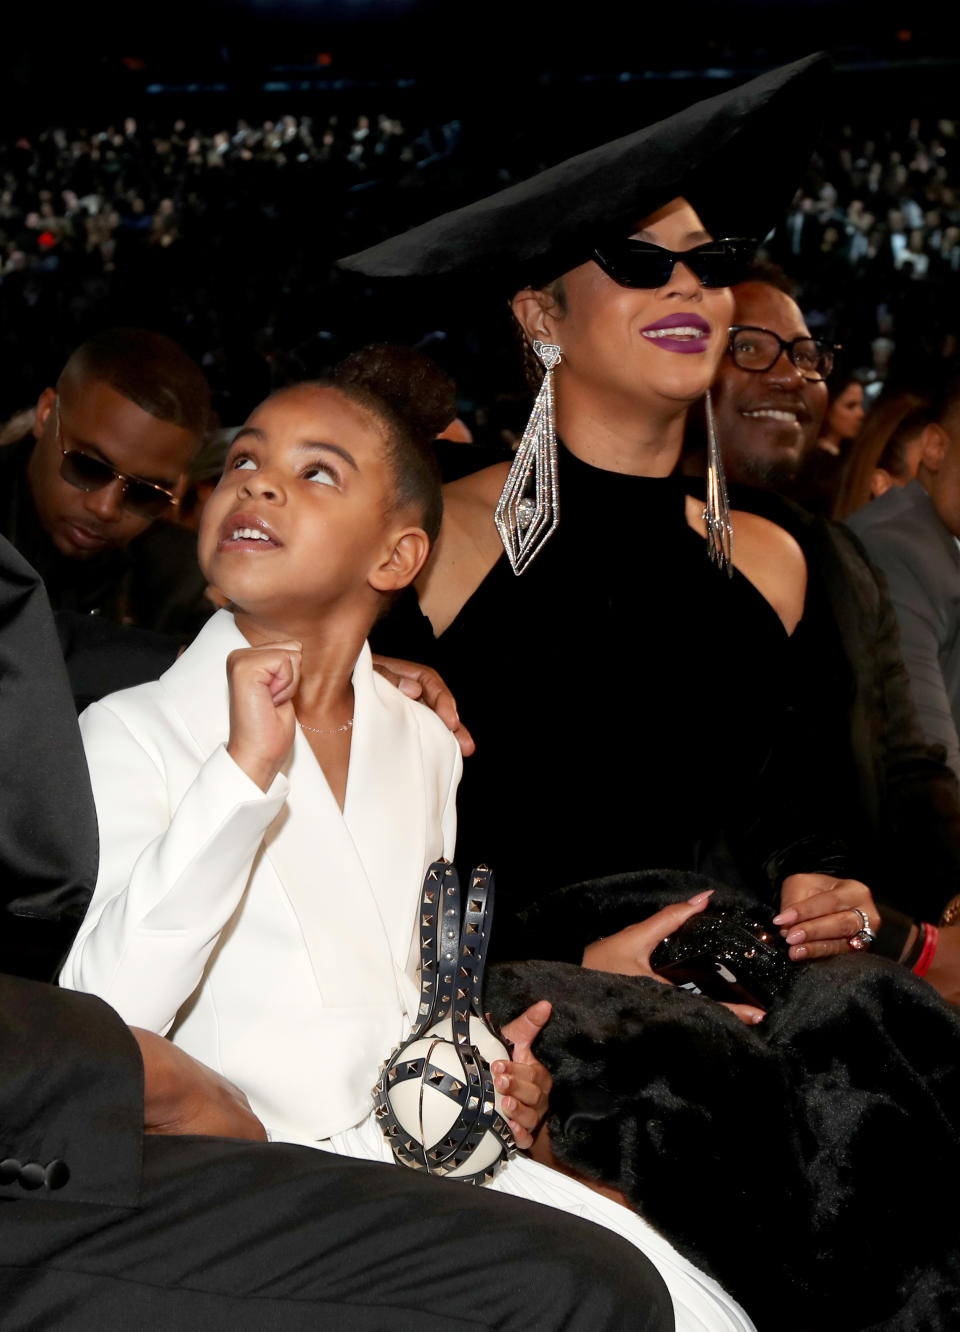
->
[913, 923, 940, 979]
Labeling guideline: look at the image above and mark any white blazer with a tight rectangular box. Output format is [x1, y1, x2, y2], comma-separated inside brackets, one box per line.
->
[61, 610, 461, 1143]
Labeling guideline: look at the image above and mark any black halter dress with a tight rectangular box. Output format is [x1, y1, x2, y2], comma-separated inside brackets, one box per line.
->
[406, 445, 846, 961]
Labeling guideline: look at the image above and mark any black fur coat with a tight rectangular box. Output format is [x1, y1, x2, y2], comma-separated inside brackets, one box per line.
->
[486, 872, 960, 1332]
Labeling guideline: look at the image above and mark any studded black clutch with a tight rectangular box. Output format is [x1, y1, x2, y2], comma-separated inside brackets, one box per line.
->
[650, 906, 792, 1009]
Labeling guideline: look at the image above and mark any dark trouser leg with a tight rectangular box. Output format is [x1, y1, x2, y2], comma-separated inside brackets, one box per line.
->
[1, 1136, 674, 1331]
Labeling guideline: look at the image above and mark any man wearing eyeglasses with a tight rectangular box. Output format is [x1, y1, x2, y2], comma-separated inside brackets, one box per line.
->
[708, 274, 831, 494]
[0, 327, 206, 620]
[700, 269, 960, 1004]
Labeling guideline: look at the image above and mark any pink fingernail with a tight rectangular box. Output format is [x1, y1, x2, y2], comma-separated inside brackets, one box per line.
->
[752, 1012, 765, 1024]
[792, 946, 808, 960]
[785, 929, 805, 945]
[688, 890, 714, 905]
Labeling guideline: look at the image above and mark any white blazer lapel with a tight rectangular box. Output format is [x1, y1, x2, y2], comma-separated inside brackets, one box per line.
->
[343, 645, 428, 977]
[158, 610, 244, 757]
[261, 644, 411, 1011]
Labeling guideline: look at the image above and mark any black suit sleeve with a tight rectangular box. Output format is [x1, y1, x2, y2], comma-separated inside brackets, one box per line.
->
[0, 973, 142, 1206]
[0, 537, 98, 978]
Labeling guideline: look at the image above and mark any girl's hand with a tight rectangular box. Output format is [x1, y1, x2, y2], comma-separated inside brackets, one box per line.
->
[774, 873, 881, 960]
[582, 892, 766, 1026]
[493, 1000, 553, 1148]
[225, 641, 302, 791]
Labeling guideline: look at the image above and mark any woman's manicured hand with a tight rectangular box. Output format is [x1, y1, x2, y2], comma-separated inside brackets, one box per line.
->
[775, 873, 881, 960]
[495, 1000, 553, 1148]
[582, 892, 766, 1026]
[372, 655, 476, 756]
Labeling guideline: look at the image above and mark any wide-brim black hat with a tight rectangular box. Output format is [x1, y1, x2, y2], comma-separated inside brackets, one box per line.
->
[338, 53, 829, 291]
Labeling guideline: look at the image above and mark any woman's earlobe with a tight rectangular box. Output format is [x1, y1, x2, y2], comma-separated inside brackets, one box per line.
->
[512, 288, 555, 345]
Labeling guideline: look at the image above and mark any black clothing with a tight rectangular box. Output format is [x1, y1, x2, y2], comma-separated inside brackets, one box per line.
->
[488, 871, 960, 1332]
[0, 974, 673, 1332]
[0, 536, 97, 979]
[338, 55, 829, 289]
[729, 486, 960, 926]
[375, 446, 851, 961]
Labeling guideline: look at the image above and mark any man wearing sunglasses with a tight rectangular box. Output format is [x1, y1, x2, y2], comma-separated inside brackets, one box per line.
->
[0, 328, 207, 621]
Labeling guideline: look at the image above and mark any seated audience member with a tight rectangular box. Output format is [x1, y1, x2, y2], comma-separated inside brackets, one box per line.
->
[0, 542, 667, 1332]
[847, 377, 960, 785]
[792, 370, 865, 514]
[834, 392, 933, 518]
[62, 347, 750, 1332]
[0, 327, 205, 616]
[705, 275, 960, 996]
[0, 328, 211, 698]
[820, 372, 866, 457]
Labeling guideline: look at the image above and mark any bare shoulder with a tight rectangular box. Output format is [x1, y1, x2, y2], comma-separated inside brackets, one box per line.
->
[684, 495, 807, 635]
[417, 462, 510, 636]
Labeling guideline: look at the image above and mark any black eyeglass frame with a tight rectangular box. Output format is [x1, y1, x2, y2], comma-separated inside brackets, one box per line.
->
[591, 236, 759, 290]
[727, 325, 838, 383]
[55, 397, 180, 518]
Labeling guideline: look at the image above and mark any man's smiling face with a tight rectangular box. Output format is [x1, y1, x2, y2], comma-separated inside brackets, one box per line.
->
[711, 281, 828, 489]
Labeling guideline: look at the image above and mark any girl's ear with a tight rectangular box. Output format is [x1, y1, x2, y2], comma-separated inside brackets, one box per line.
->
[369, 528, 431, 594]
[512, 286, 563, 348]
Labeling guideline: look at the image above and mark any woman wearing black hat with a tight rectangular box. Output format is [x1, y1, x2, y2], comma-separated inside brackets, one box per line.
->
[347, 55, 879, 971]
[343, 58, 960, 1332]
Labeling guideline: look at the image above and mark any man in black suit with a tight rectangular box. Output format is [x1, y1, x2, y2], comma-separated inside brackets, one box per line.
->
[0, 532, 672, 1330]
[0, 972, 671, 1331]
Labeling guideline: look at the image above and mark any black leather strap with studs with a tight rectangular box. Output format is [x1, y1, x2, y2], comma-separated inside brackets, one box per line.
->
[373, 860, 516, 1185]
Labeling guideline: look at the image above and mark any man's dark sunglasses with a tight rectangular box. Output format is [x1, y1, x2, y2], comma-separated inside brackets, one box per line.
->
[56, 399, 179, 519]
[728, 325, 837, 382]
[592, 237, 758, 289]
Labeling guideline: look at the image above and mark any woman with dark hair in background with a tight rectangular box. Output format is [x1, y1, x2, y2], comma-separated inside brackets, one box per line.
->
[820, 372, 866, 458]
[790, 369, 866, 513]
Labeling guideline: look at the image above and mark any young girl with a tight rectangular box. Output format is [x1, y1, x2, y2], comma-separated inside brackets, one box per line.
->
[62, 346, 755, 1332]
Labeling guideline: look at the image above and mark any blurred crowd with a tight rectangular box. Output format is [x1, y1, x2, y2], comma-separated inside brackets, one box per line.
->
[0, 110, 465, 426]
[773, 115, 960, 399]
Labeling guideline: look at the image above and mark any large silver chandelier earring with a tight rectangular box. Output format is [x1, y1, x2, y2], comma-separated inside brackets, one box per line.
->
[703, 387, 733, 575]
[494, 339, 561, 575]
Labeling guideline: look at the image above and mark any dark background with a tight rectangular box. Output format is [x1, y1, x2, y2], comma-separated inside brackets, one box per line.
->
[3, 1, 959, 433]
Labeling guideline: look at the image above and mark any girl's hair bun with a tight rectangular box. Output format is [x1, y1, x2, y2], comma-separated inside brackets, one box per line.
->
[333, 344, 457, 443]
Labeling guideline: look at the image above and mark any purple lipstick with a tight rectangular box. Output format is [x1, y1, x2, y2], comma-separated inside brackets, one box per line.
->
[640, 312, 711, 354]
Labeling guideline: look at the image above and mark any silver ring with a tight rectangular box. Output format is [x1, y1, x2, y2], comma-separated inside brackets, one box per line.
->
[848, 908, 876, 952]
